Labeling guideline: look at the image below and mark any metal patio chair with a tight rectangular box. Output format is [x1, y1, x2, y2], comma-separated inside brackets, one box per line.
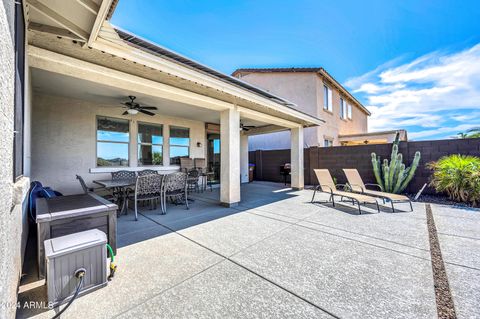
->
[161, 172, 188, 214]
[127, 174, 163, 221]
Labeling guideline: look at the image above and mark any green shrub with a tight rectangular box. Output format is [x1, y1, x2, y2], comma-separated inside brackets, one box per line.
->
[427, 155, 480, 206]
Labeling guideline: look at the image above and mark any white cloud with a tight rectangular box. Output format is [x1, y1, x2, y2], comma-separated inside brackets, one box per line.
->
[345, 43, 480, 139]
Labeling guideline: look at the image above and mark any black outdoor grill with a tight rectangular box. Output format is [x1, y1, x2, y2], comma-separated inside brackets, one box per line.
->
[279, 163, 291, 185]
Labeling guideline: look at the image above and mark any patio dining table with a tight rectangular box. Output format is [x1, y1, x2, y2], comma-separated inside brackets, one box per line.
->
[93, 178, 136, 215]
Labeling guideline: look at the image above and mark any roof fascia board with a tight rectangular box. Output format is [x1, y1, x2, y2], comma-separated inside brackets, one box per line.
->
[87, 0, 112, 46]
[28, 45, 233, 112]
[91, 35, 322, 126]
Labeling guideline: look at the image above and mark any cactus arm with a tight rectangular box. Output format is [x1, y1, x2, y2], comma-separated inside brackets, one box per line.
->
[383, 159, 390, 192]
[398, 151, 421, 193]
[393, 164, 406, 193]
[371, 153, 384, 190]
[391, 153, 403, 192]
[387, 145, 398, 192]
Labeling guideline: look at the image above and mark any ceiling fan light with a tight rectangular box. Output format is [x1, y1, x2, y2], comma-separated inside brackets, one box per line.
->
[127, 109, 139, 115]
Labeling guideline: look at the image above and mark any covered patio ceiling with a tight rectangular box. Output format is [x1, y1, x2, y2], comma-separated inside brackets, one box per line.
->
[31, 67, 275, 130]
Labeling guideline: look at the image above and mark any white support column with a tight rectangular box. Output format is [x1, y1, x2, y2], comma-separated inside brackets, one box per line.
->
[220, 108, 241, 206]
[290, 126, 304, 190]
[240, 133, 249, 184]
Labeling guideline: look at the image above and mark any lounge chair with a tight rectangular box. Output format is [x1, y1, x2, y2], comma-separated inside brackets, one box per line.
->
[311, 169, 379, 214]
[343, 169, 413, 212]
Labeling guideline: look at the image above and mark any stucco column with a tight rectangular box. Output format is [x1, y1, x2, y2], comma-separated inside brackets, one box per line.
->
[129, 119, 138, 167]
[163, 124, 170, 166]
[240, 133, 249, 183]
[220, 108, 240, 206]
[290, 126, 304, 190]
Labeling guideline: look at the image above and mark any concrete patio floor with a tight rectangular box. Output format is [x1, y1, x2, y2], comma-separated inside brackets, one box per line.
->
[17, 182, 479, 318]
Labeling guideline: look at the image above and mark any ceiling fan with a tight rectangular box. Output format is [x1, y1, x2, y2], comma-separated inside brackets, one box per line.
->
[121, 95, 158, 116]
[240, 121, 255, 131]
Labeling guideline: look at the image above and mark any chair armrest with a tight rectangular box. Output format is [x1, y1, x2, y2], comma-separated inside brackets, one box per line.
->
[319, 184, 334, 194]
[365, 183, 383, 191]
[335, 183, 351, 191]
[347, 183, 364, 192]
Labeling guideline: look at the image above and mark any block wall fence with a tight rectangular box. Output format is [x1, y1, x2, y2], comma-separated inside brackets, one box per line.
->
[248, 138, 480, 194]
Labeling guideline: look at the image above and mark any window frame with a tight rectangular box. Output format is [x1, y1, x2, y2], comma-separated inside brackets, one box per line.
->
[169, 125, 190, 165]
[13, 0, 25, 181]
[323, 85, 333, 112]
[340, 97, 348, 120]
[347, 103, 352, 120]
[323, 139, 333, 147]
[137, 122, 164, 166]
[96, 116, 130, 167]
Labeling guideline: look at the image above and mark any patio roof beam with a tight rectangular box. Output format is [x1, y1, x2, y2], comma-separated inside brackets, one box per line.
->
[28, 22, 84, 41]
[238, 106, 300, 129]
[87, 0, 113, 46]
[242, 125, 287, 136]
[27, 0, 89, 41]
[76, 0, 100, 15]
[28, 46, 233, 112]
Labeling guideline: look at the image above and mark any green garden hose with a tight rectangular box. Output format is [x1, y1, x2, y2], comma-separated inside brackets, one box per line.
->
[106, 244, 117, 280]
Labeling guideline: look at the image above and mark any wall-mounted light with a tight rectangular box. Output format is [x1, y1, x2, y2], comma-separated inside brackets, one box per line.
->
[197, 142, 202, 147]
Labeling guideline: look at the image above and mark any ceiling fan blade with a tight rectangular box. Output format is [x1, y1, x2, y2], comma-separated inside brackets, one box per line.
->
[139, 106, 158, 110]
[122, 111, 129, 115]
[139, 109, 155, 116]
[244, 125, 255, 128]
[242, 127, 250, 131]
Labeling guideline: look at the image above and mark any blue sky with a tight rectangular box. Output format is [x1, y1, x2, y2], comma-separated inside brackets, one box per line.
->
[112, 0, 480, 140]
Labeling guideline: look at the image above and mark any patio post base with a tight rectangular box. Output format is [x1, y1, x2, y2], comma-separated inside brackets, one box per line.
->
[220, 202, 239, 208]
[292, 187, 304, 191]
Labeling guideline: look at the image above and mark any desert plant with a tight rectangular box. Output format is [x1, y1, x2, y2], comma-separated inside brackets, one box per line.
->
[427, 154, 480, 206]
[371, 132, 421, 194]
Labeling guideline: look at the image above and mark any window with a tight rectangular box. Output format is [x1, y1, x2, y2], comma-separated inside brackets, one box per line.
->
[170, 126, 190, 165]
[340, 98, 348, 119]
[347, 103, 352, 119]
[13, 1, 25, 180]
[323, 85, 333, 112]
[138, 123, 163, 165]
[96, 117, 129, 167]
[324, 139, 333, 147]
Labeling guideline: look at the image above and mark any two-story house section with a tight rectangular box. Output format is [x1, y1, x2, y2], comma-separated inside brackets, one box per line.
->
[232, 68, 406, 150]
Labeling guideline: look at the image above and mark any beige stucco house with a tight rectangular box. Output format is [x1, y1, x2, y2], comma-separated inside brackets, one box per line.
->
[233, 68, 405, 149]
[0, 1, 323, 317]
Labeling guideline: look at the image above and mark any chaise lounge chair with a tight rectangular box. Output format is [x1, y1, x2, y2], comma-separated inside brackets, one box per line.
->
[311, 169, 379, 214]
[343, 169, 413, 212]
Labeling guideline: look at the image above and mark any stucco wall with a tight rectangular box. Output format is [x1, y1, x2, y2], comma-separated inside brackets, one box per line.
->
[237, 72, 368, 150]
[316, 76, 368, 145]
[240, 73, 319, 150]
[1, 1, 30, 318]
[31, 93, 206, 195]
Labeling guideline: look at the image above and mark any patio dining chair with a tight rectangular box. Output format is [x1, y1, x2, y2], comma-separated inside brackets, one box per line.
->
[138, 169, 158, 176]
[76, 175, 113, 201]
[187, 168, 200, 193]
[343, 169, 413, 212]
[127, 174, 164, 221]
[161, 172, 188, 214]
[111, 170, 136, 180]
[180, 158, 194, 173]
[194, 158, 213, 192]
[311, 169, 379, 214]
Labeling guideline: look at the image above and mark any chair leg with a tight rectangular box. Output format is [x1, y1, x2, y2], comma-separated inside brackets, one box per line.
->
[134, 200, 138, 221]
[332, 195, 335, 207]
[376, 201, 380, 213]
[391, 201, 395, 213]
[357, 202, 362, 214]
[311, 187, 317, 203]
[409, 201, 413, 212]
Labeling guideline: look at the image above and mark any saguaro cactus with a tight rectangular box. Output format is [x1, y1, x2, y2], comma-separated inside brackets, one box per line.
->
[371, 132, 420, 194]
